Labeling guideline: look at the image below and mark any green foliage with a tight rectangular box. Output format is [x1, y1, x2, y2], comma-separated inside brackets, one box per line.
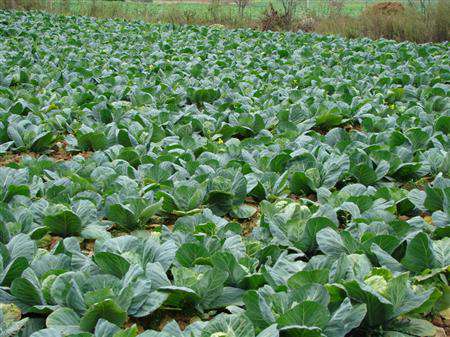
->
[0, 10, 448, 337]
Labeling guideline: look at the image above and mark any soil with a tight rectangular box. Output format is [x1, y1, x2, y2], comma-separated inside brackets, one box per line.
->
[0, 141, 91, 166]
[136, 309, 200, 331]
[157, 311, 195, 331]
[432, 314, 450, 335]
[0, 152, 38, 166]
[241, 211, 259, 236]
[398, 215, 410, 222]
[82, 239, 96, 256]
[240, 199, 260, 236]
[289, 193, 317, 202]
[343, 123, 362, 132]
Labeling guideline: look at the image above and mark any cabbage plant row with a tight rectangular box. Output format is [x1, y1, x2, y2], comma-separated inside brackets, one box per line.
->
[0, 10, 449, 337]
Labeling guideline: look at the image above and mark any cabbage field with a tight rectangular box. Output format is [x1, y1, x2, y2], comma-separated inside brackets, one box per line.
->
[0, 10, 449, 337]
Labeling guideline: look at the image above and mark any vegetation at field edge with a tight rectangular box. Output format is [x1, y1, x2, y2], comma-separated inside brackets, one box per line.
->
[0, 8, 449, 337]
[1, 0, 449, 42]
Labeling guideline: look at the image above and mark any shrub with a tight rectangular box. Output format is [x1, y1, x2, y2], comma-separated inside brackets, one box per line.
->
[315, 0, 449, 43]
[234, 0, 250, 18]
[368, 1, 405, 14]
[430, 0, 450, 41]
[261, 3, 286, 31]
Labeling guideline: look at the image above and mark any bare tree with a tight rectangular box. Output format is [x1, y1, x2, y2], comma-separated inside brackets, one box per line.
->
[279, 0, 298, 26]
[407, 0, 432, 13]
[328, 0, 345, 15]
[234, 0, 250, 18]
[208, 0, 222, 21]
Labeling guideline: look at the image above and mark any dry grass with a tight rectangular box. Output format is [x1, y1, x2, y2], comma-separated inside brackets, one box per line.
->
[315, 0, 449, 42]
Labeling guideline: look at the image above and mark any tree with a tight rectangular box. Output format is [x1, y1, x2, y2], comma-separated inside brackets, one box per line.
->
[279, 0, 299, 27]
[234, 0, 251, 18]
[407, 0, 432, 13]
[328, 0, 345, 15]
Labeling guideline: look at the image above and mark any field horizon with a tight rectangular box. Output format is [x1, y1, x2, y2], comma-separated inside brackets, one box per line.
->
[0, 8, 449, 337]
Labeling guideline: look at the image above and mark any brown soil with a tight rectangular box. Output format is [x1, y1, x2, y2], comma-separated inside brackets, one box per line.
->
[136, 310, 199, 331]
[124, 320, 145, 334]
[51, 141, 92, 161]
[289, 194, 300, 202]
[0, 142, 91, 166]
[240, 201, 260, 237]
[82, 239, 96, 256]
[401, 176, 431, 191]
[0, 152, 38, 166]
[306, 193, 317, 202]
[157, 311, 194, 331]
[289, 193, 317, 202]
[147, 215, 177, 231]
[343, 123, 362, 132]
[432, 314, 449, 335]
